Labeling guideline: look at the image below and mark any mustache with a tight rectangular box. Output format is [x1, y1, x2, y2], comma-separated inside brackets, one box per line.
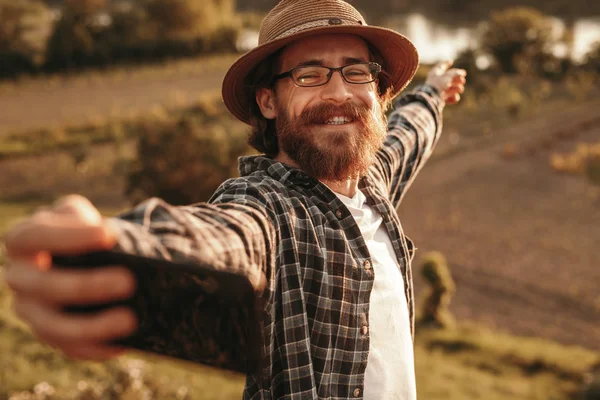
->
[299, 102, 371, 125]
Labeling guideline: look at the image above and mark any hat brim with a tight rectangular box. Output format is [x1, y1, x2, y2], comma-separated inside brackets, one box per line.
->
[222, 25, 419, 125]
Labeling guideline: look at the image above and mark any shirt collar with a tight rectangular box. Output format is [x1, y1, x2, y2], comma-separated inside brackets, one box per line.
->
[238, 155, 375, 195]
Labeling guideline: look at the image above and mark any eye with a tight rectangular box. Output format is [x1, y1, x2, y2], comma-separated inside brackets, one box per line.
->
[294, 66, 328, 84]
[343, 64, 371, 80]
[346, 69, 368, 76]
[298, 73, 322, 80]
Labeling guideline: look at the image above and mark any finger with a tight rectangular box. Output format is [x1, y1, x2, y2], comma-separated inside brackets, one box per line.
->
[452, 75, 467, 85]
[5, 252, 52, 270]
[4, 214, 115, 256]
[446, 84, 465, 95]
[445, 68, 467, 78]
[59, 342, 128, 361]
[5, 263, 136, 306]
[14, 298, 138, 343]
[445, 93, 461, 104]
[52, 195, 103, 225]
[4, 210, 53, 260]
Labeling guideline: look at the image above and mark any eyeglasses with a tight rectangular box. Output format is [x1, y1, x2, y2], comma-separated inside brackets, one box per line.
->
[272, 62, 382, 87]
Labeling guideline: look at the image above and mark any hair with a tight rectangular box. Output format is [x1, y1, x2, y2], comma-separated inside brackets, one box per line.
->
[244, 42, 395, 157]
[245, 49, 283, 157]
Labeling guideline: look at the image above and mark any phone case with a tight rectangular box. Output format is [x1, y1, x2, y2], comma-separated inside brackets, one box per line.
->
[51, 250, 264, 374]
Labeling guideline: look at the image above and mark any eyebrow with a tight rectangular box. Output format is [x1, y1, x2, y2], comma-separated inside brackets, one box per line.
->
[295, 56, 368, 67]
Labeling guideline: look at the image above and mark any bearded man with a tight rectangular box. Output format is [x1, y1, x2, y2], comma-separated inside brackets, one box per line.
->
[3, 0, 466, 399]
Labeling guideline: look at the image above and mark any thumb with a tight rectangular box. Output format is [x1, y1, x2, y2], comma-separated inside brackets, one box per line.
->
[435, 59, 454, 73]
[52, 194, 103, 225]
[4, 195, 115, 258]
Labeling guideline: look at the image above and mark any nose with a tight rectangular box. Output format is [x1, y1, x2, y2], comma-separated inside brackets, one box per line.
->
[320, 70, 353, 104]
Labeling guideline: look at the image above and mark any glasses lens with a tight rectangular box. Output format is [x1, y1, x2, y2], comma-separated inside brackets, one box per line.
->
[292, 66, 330, 86]
[342, 63, 378, 83]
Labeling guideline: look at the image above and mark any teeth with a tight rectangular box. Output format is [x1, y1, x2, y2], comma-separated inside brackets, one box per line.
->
[326, 116, 351, 125]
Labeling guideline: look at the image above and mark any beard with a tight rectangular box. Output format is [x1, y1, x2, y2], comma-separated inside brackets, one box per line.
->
[275, 100, 388, 182]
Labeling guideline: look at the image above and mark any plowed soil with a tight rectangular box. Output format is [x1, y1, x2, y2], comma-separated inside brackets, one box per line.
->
[399, 99, 600, 350]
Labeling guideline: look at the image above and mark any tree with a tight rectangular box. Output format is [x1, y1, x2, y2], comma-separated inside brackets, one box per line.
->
[144, 0, 235, 42]
[45, 0, 107, 68]
[481, 7, 566, 75]
[0, 0, 52, 73]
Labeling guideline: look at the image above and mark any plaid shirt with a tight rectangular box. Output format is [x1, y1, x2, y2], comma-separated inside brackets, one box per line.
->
[110, 85, 443, 399]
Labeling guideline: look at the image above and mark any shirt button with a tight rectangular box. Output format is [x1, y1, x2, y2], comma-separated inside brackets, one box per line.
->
[363, 260, 371, 270]
[361, 325, 369, 335]
[335, 209, 343, 219]
[353, 387, 362, 397]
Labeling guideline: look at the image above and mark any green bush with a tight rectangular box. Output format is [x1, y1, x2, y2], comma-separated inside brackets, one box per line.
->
[124, 96, 254, 206]
[481, 7, 569, 76]
[417, 251, 456, 330]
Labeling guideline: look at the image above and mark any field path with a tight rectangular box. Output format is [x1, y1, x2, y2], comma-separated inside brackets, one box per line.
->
[0, 55, 238, 135]
[399, 100, 600, 350]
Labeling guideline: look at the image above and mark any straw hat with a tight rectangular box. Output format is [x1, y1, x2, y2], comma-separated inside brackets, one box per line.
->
[221, 0, 420, 125]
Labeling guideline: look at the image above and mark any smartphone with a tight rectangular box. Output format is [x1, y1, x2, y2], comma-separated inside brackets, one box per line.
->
[51, 250, 264, 374]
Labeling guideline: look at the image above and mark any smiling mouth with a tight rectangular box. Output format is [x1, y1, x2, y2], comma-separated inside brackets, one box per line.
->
[323, 116, 354, 125]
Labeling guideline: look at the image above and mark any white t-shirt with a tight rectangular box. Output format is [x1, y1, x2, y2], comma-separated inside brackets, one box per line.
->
[336, 189, 417, 400]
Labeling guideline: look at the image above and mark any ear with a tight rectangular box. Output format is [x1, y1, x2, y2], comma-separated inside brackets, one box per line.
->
[256, 87, 277, 119]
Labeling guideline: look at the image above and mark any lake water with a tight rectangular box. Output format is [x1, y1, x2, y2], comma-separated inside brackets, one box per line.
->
[237, 14, 600, 65]
[386, 14, 600, 64]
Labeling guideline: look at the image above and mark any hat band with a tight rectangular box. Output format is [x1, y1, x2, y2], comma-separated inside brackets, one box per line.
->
[272, 18, 365, 41]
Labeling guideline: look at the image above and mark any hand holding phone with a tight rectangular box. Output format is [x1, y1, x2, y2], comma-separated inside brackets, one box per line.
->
[52, 250, 264, 374]
[4, 194, 263, 373]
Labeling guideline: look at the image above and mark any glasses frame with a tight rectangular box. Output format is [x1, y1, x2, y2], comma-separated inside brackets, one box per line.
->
[271, 61, 382, 87]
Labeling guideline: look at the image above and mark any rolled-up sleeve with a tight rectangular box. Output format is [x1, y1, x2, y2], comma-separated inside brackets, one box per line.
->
[106, 194, 276, 292]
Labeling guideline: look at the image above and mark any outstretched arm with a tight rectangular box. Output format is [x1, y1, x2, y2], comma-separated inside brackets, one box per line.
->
[110, 196, 274, 293]
[371, 61, 467, 206]
[3, 190, 276, 361]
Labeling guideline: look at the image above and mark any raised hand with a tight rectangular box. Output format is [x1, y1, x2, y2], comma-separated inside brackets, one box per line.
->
[425, 60, 467, 105]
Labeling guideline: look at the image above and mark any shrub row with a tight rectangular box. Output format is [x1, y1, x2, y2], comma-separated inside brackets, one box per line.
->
[0, 0, 255, 78]
[0, 92, 254, 205]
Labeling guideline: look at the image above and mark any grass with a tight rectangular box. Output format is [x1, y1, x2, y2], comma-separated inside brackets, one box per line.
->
[0, 301, 246, 399]
[0, 278, 597, 399]
[415, 325, 598, 400]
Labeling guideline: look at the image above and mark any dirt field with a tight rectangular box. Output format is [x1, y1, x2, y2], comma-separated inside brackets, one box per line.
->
[0, 55, 238, 135]
[400, 100, 600, 350]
